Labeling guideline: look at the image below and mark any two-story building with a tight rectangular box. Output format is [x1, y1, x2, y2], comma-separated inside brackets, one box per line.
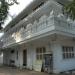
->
[1, 0, 75, 73]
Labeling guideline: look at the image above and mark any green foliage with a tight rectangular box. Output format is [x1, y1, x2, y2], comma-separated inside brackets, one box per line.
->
[0, 0, 8, 22]
[0, 0, 18, 29]
[64, 0, 75, 20]
[0, 0, 8, 29]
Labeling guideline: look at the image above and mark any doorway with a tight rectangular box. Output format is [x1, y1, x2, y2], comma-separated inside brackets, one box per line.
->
[23, 50, 27, 66]
[42, 54, 53, 73]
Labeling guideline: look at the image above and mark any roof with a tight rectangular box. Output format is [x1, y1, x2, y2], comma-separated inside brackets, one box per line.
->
[4, 0, 69, 32]
[4, 0, 47, 32]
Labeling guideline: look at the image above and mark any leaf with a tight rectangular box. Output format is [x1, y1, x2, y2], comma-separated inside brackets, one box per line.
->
[64, 0, 75, 20]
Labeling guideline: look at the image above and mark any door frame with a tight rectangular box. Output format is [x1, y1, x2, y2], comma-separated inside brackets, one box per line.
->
[43, 53, 53, 73]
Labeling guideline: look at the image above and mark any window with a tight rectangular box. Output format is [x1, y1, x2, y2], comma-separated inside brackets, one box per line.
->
[36, 47, 46, 60]
[62, 46, 74, 59]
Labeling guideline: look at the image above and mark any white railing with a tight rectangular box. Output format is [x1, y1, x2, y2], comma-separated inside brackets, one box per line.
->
[2, 16, 75, 47]
[54, 17, 75, 34]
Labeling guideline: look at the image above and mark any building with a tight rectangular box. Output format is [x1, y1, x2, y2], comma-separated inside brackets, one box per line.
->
[1, 0, 75, 73]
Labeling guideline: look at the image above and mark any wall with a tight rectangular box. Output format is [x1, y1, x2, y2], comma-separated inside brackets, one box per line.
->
[3, 42, 51, 71]
[52, 41, 75, 73]
[3, 38, 75, 73]
[0, 52, 3, 65]
[3, 48, 23, 67]
[3, 50, 10, 65]
[25, 42, 52, 71]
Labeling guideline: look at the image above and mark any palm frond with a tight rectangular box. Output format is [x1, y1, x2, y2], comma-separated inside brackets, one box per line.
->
[64, 0, 75, 20]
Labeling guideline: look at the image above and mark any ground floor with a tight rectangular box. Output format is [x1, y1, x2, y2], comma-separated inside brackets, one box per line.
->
[2, 34, 75, 73]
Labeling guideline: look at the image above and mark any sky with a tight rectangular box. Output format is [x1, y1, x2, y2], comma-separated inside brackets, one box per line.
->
[3, 0, 33, 27]
[0, 0, 33, 37]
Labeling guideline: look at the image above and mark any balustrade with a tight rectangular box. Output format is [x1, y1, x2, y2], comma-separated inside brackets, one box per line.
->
[3, 15, 75, 47]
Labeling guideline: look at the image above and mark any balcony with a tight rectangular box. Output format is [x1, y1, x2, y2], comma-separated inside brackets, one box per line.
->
[2, 14, 75, 48]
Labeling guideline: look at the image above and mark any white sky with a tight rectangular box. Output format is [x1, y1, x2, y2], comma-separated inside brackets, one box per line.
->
[3, 0, 33, 27]
[0, 0, 33, 37]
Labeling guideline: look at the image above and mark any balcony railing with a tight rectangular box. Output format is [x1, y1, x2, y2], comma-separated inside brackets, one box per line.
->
[2, 15, 75, 47]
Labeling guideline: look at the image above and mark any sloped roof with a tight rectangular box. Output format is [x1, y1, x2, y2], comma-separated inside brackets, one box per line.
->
[4, 0, 47, 32]
[4, 0, 69, 32]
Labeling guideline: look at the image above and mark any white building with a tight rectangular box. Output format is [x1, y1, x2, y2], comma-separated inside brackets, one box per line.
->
[1, 0, 75, 73]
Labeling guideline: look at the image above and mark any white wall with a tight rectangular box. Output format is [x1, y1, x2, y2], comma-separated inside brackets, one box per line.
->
[3, 48, 22, 67]
[26, 45, 36, 70]
[25, 42, 52, 71]
[3, 39, 75, 73]
[7, 42, 51, 71]
[52, 41, 75, 73]
[0, 52, 3, 65]
[3, 50, 10, 65]
[13, 43, 52, 71]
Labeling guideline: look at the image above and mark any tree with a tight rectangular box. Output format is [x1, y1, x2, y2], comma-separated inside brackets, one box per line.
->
[6, 0, 19, 5]
[0, 0, 18, 29]
[64, 0, 75, 20]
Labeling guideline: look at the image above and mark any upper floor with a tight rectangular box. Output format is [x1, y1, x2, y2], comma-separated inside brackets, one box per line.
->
[1, 0, 75, 48]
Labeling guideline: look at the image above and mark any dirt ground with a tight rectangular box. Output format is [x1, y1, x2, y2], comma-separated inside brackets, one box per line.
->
[0, 66, 74, 75]
[0, 66, 50, 75]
